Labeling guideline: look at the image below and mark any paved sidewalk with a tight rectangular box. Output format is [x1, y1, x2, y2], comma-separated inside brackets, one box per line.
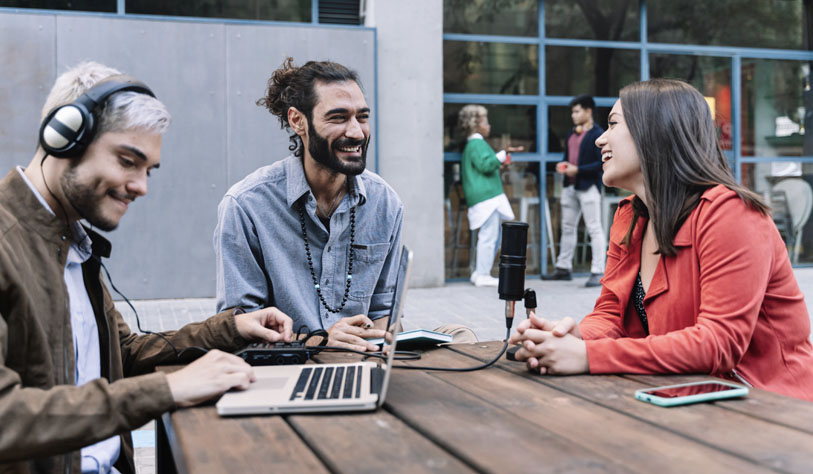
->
[116, 268, 813, 344]
[120, 268, 813, 474]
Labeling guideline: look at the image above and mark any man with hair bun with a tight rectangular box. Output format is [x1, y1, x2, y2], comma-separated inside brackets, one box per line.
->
[215, 57, 403, 352]
[0, 61, 293, 473]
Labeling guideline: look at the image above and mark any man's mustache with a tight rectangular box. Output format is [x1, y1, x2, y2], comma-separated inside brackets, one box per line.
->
[333, 137, 367, 149]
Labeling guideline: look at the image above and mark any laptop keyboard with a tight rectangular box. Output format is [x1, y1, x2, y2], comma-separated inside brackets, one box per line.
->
[289, 365, 364, 401]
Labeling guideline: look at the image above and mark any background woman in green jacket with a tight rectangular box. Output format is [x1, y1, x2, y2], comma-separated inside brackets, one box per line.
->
[457, 105, 523, 287]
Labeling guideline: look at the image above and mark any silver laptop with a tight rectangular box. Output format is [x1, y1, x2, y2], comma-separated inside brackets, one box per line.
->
[216, 246, 412, 416]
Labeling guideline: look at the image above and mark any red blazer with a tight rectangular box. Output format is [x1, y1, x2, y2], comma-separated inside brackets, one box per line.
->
[580, 185, 813, 401]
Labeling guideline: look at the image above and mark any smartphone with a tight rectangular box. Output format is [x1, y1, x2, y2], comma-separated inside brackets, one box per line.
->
[634, 380, 748, 407]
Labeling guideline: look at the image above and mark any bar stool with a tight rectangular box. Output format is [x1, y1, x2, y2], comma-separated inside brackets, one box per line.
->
[447, 180, 475, 277]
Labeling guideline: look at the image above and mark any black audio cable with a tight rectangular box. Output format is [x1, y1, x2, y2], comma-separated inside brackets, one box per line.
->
[40, 152, 208, 362]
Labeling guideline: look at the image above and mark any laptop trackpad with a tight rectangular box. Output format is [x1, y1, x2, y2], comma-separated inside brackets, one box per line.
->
[254, 377, 288, 391]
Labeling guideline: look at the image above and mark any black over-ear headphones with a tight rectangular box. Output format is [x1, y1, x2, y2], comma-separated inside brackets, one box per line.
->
[39, 75, 155, 159]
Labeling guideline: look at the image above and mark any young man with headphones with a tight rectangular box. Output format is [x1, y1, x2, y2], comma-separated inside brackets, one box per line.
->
[543, 94, 606, 287]
[0, 62, 294, 474]
[214, 57, 403, 352]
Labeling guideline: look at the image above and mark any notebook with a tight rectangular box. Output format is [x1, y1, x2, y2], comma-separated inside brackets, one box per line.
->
[216, 246, 413, 416]
[367, 329, 453, 349]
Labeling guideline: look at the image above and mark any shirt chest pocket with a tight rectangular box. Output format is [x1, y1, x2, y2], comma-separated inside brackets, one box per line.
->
[348, 242, 390, 301]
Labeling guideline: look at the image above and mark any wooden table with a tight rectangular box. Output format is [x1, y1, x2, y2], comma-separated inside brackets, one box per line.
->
[156, 341, 813, 473]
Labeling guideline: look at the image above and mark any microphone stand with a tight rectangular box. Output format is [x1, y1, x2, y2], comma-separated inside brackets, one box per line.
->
[394, 221, 529, 372]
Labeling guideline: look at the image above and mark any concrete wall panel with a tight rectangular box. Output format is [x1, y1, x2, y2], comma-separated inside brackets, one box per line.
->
[55, 15, 228, 298]
[0, 13, 55, 162]
[0, 11, 379, 299]
[375, 1, 445, 287]
[224, 24, 375, 185]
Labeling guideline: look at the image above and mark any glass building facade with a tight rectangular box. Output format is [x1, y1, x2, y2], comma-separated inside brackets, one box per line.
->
[443, 0, 813, 279]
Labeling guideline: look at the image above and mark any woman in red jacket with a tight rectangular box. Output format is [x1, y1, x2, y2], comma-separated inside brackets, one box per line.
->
[509, 79, 813, 401]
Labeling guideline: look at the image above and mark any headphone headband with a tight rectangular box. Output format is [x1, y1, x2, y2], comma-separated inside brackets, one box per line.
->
[39, 75, 156, 158]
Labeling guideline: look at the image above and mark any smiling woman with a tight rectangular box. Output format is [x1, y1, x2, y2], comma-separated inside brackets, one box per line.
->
[510, 79, 813, 402]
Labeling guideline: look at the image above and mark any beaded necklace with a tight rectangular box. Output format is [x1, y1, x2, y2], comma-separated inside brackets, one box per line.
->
[298, 201, 355, 313]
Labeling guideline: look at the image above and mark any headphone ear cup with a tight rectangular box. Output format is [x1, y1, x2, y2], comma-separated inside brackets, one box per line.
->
[39, 104, 93, 158]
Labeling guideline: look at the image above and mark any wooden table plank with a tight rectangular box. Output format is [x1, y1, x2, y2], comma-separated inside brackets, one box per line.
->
[451, 342, 813, 474]
[288, 411, 475, 474]
[165, 406, 328, 474]
[622, 374, 813, 435]
[410, 346, 770, 474]
[386, 350, 629, 473]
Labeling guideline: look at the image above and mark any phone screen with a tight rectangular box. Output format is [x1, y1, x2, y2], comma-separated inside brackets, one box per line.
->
[643, 382, 738, 398]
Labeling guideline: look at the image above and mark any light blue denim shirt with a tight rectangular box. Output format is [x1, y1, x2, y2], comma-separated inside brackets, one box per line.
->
[214, 155, 403, 332]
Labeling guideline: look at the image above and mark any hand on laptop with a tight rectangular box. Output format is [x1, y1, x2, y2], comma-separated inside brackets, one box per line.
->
[166, 349, 256, 407]
[327, 314, 386, 352]
[234, 306, 294, 343]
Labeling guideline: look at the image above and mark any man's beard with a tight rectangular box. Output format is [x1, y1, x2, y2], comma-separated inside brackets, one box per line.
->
[307, 119, 368, 176]
[60, 166, 120, 232]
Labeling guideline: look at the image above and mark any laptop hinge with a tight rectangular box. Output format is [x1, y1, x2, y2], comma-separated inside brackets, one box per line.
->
[369, 367, 386, 395]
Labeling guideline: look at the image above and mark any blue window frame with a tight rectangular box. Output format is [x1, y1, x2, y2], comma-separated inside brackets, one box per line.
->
[444, 0, 813, 276]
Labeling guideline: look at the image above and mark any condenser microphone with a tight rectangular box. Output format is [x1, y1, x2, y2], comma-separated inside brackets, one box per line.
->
[498, 221, 529, 328]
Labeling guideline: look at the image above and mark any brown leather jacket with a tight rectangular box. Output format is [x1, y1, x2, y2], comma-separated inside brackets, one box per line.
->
[0, 170, 247, 473]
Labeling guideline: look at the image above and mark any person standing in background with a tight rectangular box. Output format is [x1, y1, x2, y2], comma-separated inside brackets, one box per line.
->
[543, 95, 606, 287]
[458, 105, 524, 287]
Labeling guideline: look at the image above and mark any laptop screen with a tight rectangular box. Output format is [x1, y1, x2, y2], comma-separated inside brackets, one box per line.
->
[377, 245, 412, 407]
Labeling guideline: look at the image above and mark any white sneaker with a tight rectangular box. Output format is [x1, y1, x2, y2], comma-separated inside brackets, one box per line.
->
[473, 274, 499, 287]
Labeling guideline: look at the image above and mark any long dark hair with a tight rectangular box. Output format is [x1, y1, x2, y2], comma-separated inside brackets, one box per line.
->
[257, 57, 360, 157]
[620, 79, 768, 255]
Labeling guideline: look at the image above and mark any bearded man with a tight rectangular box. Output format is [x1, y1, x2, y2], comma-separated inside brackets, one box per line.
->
[214, 58, 403, 352]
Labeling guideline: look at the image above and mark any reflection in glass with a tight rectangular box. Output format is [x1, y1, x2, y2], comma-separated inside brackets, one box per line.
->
[650, 55, 733, 150]
[742, 59, 811, 157]
[444, 103, 537, 153]
[546, 46, 639, 97]
[443, 0, 538, 37]
[545, 0, 638, 41]
[548, 105, 611, 153]
[126, 0, 310, 21]
[647, 0, 807, 50]
[444, 162, 541, 278]
[444, 41, 539, 95]
[741, 164, 813, 264]
[0, 0, 115, 11]
[542, 160, 628, 275]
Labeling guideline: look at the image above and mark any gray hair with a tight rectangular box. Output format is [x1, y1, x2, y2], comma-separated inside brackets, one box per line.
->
[457, 104, 488, 138]
[40, 61, 171, 143]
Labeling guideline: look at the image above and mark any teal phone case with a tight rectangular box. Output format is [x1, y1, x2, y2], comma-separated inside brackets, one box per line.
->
[634, 380, 749, 407]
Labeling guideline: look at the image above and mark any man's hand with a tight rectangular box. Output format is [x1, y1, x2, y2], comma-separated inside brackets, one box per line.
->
[166, 350, 256, 408]
[506, 145, 525, 153]
[327, 314, 386, 352]
[234, 307, 293, 343]
[562, 162, 578, 177]
[512, 329, 589, 375]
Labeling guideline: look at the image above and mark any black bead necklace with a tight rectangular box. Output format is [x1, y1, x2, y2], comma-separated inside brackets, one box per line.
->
[298, 201, 355, 313]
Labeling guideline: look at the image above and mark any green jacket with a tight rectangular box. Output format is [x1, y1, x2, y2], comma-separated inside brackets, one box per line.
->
[0, 170, 247, 474]
[461, 137, 505, 207]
